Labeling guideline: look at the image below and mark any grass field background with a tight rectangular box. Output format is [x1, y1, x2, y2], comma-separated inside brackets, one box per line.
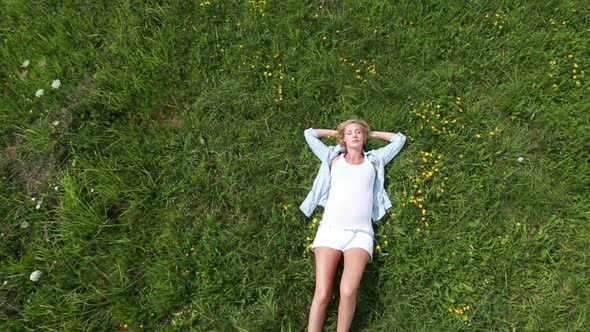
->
[1, 0, 589, 330]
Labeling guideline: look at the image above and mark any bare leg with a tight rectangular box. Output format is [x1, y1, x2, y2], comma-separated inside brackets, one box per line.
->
[337, 248, 370, 332]
[308, 247, 342, 332]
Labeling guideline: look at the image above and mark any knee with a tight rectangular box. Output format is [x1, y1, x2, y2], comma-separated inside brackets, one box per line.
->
[313, 287, 332, 306]
[339, 283, 358, 300]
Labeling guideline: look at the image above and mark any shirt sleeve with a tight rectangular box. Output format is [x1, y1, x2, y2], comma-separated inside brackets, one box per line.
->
[304, 128, 329, 160]
[372, 132, 407, 165]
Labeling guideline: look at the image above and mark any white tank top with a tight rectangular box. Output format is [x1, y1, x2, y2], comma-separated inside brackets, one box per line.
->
[321, 155, 375, 233]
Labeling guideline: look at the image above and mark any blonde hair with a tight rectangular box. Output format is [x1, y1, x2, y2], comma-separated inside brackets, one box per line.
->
[337, 119, 370, 147]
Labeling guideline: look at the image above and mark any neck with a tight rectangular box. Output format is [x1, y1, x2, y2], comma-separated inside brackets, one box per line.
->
[345, 148, 363, 159]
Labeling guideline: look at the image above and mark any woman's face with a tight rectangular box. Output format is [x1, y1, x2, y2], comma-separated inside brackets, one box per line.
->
[342, 123, 366, 149]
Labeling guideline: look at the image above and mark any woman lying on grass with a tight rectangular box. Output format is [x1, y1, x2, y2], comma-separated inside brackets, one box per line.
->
[300, 119, 406, 331]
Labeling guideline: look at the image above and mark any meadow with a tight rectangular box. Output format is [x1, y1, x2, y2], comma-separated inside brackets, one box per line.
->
[1, 0, 589, 330]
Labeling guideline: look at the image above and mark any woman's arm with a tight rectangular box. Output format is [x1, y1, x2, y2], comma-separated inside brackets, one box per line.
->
[369, 131, 396, 142]
[304, 128, 335, 160]
[314, 129, 338, 138]
[370, 130, 406, 165]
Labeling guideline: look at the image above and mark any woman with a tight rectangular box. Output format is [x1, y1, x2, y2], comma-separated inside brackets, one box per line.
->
[299, 119, 406, 331]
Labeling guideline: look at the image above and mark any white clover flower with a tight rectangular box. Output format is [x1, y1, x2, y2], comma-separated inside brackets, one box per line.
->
[54, 186, 59, 191]
[90, 188, 95, 193]
[517, 156, 524, 162]
[52, 120, 60, 126]
[29, 270, 42, 282]
[20, 221, 29, 229]
[51, 79, 61, 89]
[35, 89, 44, 97]
[3, 280, 7, 286]
[35, 203, 41, 210]
[31, 197, 36, 201]
[22, 60, 30, 68]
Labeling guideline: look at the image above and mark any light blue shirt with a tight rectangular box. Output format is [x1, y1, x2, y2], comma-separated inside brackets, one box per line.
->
[299, 128, 406, 222]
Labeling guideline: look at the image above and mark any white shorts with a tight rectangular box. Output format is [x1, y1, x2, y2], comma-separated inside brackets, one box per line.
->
[311, 224, 374, 260]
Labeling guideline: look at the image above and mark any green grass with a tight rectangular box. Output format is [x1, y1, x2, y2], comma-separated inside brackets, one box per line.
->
[1, 0, 589, 330]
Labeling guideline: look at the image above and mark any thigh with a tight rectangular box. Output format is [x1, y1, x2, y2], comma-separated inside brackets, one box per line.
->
[340, 248, 370, 290]
[314, 247, 342, 292]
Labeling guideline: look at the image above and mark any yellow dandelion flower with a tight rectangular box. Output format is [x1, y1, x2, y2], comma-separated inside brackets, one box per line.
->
[475, 134, 482, 139]
[568, 54, 574, 59]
